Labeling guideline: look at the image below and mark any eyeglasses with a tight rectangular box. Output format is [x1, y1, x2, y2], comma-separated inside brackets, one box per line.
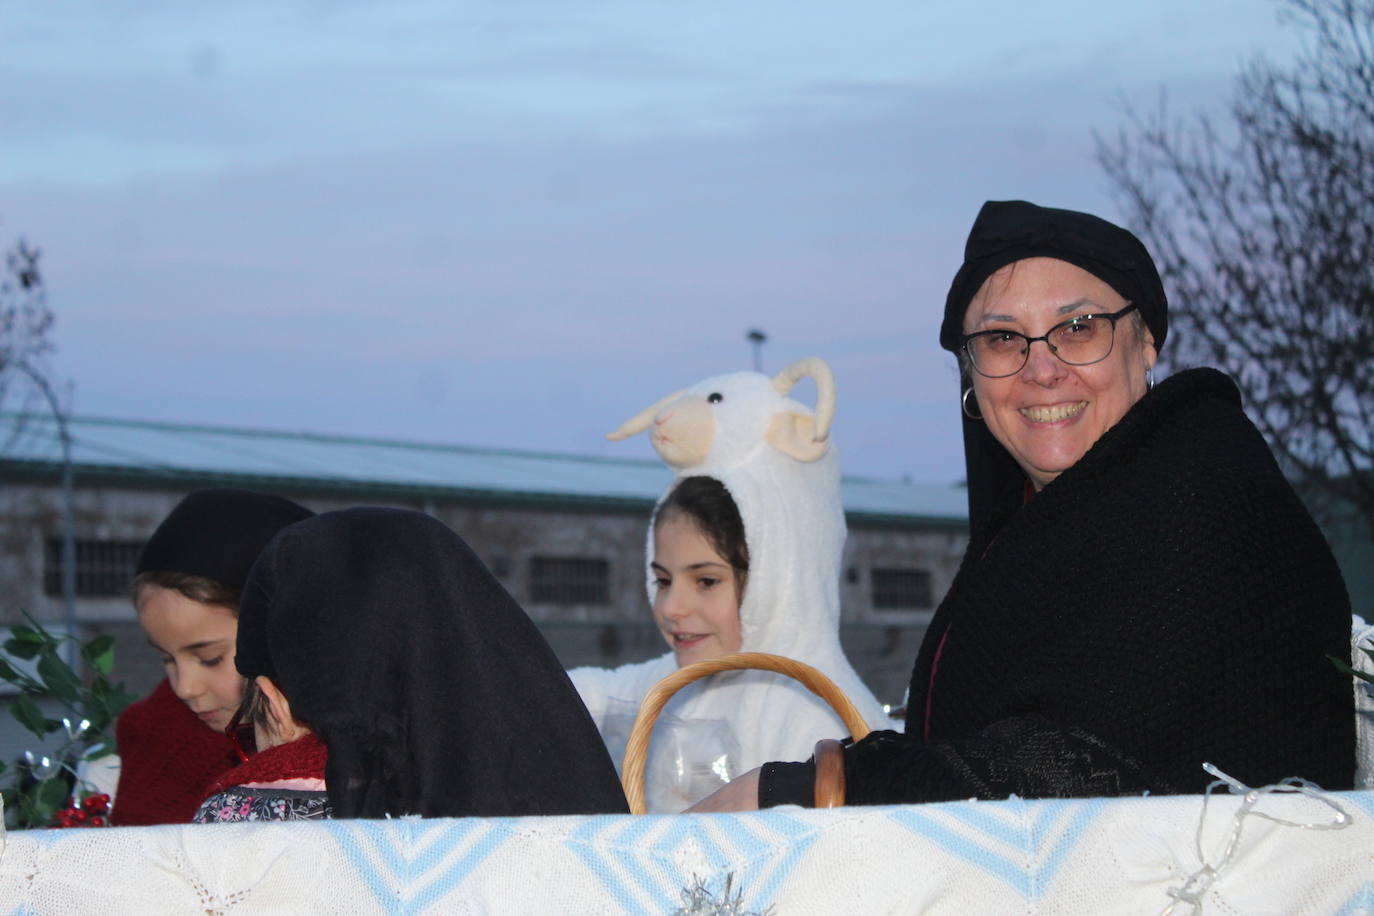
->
[960, 302, 1139, 379]
[224, 703, 256, 764]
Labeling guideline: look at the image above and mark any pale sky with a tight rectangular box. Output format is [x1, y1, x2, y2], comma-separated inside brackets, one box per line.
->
[1, 0, 1302, 483]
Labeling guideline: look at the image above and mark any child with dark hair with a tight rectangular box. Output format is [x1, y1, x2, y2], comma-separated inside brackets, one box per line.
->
[571, 367, 886, 812]
[649, 475, 750, 667]
[110, 488, 313, 825]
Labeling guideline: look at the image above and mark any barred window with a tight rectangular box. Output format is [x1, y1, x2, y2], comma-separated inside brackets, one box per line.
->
[44, 539, 143, 598]
[529, 556, 609, 605]
[871, 567, 933, 610]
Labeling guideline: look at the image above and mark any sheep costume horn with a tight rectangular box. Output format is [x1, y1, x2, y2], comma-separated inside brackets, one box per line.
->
[574, 357, 887, 811]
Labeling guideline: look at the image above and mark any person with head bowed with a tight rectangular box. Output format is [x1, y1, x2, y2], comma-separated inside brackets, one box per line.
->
[112, 488, 314, 825]
[692, 200, 1355, 811]
[194, 507, 628, 822]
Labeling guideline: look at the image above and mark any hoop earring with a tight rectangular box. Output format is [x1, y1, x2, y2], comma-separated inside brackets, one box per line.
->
[962, 387, 983, 420]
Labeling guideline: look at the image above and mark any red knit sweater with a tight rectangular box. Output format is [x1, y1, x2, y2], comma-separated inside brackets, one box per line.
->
[110, 679, 241, 826]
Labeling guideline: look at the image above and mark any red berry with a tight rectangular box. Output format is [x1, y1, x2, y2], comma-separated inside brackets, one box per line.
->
[82, 796, 101, 810]
[89, 816, 106, 827]
[71, 810, 87, 823]
[96, 794, 110, 805]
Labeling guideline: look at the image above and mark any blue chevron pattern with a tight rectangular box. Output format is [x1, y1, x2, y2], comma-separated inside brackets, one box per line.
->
[3, 790, 1372, 913]
[331, 818, 516, 912]
[565, 810, 822, 912]
[887, 797, 1103, 899]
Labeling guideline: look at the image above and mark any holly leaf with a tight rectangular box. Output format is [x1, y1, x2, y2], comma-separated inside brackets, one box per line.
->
[10, 694, 58, 737]
[3, 631, 44, 661]
[33, 776, 70, 824]
[1330, 653, 1374, 686]
[85, 680, 136, 731]
[36, 651, 82, 705]
[0, 656, 26, 683]
[8, 624, 47, 644]
[81, 635, 116, 676]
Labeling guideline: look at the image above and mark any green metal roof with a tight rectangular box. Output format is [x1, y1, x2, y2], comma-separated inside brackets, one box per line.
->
[0, 413, 968, 528]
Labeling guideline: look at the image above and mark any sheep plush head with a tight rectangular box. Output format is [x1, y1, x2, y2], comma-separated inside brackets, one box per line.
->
[606, 356, 836, 469]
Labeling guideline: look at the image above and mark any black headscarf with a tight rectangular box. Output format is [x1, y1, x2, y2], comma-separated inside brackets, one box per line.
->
[939, 201, 1169, 540]
[136, 488, 314, 588]
[235, 507, 629, 819]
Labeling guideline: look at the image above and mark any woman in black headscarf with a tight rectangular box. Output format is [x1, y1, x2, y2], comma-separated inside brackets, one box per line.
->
[693, 199, 1355, 810]
[194, 507, 628, 821]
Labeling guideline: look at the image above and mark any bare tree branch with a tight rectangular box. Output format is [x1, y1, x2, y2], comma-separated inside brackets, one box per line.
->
[1096, 0, 1374, 539]
[0, 228, 57, 450]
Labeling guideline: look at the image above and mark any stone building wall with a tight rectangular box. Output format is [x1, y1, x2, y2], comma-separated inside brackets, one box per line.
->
[1, 481, 966, 723]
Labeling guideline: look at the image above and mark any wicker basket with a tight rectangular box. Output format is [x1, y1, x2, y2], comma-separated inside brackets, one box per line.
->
[620, 651, 873, 814]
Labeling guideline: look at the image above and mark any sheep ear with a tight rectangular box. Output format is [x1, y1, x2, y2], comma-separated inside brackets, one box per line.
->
[767, 411, 830, 462]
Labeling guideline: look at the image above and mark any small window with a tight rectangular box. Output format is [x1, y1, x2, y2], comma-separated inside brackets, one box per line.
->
[871, 568, 933, 610]
[529, 556, 609, 605]
[44, 539, 144, 598]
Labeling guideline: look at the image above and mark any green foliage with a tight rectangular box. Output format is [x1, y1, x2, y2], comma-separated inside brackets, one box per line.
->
[82, 635, 116, 677]
[0, 614, 135, 830]
[1330, 643, 1374, 689]
[9, 693, 56, 737]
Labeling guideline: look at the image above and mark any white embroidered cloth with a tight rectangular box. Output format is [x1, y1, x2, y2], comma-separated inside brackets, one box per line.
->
[3, 790, 1371, 914]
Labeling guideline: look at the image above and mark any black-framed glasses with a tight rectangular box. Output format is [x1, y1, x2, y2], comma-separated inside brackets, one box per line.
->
[960, 302, 1139, 379]
[225, 703, 256, 764]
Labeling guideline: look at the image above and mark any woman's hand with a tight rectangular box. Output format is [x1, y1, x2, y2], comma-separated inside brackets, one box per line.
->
[686, 767, 761, 813]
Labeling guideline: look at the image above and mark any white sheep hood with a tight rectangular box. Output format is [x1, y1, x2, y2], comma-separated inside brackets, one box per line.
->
[642, 370, 887, 770]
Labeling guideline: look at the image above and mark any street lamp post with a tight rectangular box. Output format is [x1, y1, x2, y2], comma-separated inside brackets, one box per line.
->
[15, 361, 77, 660]
[746, 328, 767, 373]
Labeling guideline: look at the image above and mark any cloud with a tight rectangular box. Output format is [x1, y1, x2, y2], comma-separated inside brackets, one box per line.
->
[0, 0, 1297, 483]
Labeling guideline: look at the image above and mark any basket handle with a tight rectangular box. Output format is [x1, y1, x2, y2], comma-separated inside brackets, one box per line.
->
[620, 651, 872, 814]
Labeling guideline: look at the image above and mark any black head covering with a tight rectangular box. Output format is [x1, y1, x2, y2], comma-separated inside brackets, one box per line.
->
[136, 488, 314, 588]
[235, 507, 629, 819]
[940, 200, 1168, 353]
[939, 201, 1169, 541]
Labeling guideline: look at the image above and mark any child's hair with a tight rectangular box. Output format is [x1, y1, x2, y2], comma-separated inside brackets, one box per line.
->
[132, 571, 241, 615]
[655, 476, 750, 596]
[236, 677, 303, 749]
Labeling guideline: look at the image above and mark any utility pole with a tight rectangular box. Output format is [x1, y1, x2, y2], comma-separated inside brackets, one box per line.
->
[746, 328, 767, 373]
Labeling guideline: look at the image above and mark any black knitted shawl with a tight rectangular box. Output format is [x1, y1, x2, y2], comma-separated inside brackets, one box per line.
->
[767, 368, 1355, 805]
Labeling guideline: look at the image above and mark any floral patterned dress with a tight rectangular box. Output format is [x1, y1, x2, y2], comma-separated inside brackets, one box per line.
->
[194, 786, 330, 823]
[191, 734, 331, 823]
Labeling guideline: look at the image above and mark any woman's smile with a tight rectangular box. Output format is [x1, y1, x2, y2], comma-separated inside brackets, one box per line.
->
[1018, 400, 1088, 424]
[965, 258, 1157, 490]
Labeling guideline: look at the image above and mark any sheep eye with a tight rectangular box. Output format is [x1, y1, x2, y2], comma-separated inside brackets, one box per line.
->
[707, 392, 723, 404]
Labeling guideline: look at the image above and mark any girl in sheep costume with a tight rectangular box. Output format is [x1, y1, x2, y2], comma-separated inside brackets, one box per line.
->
[569, 357, 888, 812]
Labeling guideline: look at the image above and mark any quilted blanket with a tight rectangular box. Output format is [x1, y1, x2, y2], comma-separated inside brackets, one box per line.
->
[1, 789, 1371, 914]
